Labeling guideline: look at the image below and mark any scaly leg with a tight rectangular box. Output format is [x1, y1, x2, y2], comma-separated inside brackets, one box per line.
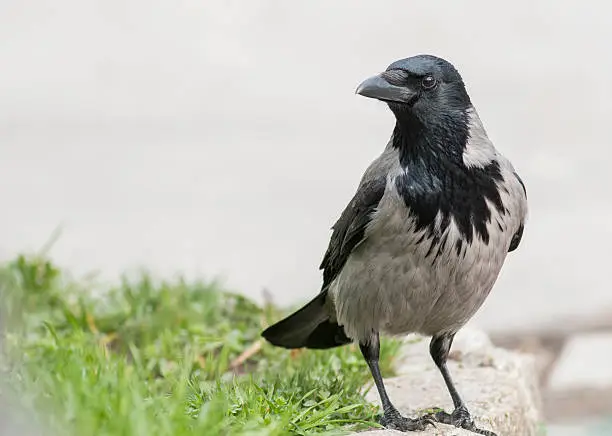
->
[360, 332, 435, 431]
[429, 333, 497, 436]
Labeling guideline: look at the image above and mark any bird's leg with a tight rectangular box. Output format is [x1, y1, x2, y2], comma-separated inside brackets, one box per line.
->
[360, 332, 434, 431]
[429, 333, 498, 436]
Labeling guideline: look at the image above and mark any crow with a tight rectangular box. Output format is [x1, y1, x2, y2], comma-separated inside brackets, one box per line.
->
[262, 54, 528, 435]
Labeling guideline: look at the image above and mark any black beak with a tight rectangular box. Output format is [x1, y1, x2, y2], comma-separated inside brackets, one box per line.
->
[355, 73, 416, 104]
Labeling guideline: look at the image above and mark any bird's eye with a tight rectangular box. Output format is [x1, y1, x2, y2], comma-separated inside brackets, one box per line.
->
[421, 75, 436, 90]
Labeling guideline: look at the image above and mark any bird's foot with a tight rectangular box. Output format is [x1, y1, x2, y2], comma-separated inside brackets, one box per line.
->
[430, 405, 497, 436]
[379, 408, 436, 432]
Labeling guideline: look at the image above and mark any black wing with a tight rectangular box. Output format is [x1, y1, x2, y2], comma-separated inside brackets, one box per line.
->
[508, 223, 524, 252]
[319, 176, 387, 290]
[509, 172, 527, 253]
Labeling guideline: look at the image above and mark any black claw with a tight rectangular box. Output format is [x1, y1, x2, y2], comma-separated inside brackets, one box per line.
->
[470, 427, 498, 436]
[379, 411, 438, 432]
[429, 406, 497, 436]
[423, 417, 437, 429]
[461, 423, 498, 436]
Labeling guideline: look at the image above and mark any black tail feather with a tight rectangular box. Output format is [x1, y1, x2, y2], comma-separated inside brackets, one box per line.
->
[261, 291, 352, 350]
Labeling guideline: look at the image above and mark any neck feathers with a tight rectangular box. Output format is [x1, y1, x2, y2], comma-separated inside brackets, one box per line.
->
[391, 104, 496, 171]
[462, 107, 497, 169]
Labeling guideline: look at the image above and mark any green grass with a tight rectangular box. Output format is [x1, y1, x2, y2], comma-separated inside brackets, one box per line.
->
[0, 254, 402, 436]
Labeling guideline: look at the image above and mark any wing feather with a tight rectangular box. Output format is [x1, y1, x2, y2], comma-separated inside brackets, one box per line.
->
[319, 176, 387, 290]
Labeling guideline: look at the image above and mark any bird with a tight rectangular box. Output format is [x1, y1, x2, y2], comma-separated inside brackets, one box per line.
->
[261, 54, 528, 435]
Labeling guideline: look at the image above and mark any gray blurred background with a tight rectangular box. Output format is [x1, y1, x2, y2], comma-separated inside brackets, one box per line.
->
[1, 1, 611, 433]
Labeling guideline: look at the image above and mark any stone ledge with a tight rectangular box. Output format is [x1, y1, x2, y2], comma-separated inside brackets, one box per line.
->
[354, 328, 543, 436]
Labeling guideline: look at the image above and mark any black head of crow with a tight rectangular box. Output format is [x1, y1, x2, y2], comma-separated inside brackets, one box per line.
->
[262, 54, 527, 436]
[358, 55, 470, 121]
